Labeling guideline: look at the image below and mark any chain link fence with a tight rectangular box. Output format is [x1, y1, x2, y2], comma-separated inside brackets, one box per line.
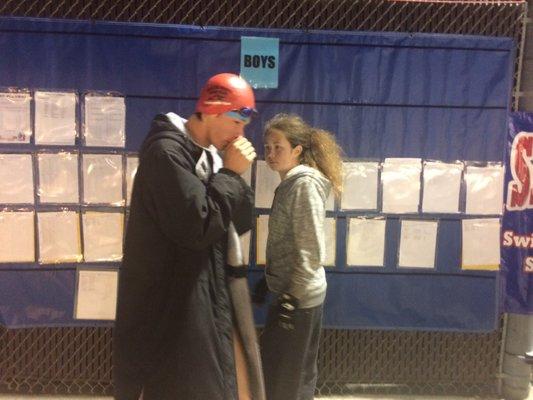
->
[0, 0, 527, 397]
[0, 0, 525, 34]
[0, 0, 528, 107]
[1, 322, 503, 397]
[316, 326, 503, 397]
[0, 327, 114, 396]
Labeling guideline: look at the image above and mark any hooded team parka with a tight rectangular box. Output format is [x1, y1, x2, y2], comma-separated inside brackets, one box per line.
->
[113, 114, 254, 400]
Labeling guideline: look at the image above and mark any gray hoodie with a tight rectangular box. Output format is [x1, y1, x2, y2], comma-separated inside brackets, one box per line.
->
[265, 164, 331, 308]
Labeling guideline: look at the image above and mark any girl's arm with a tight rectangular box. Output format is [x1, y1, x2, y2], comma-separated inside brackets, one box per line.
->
[286, 178, 325, 302]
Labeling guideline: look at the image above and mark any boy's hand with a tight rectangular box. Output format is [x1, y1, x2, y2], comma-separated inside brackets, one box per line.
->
[224, 137, 256, 175]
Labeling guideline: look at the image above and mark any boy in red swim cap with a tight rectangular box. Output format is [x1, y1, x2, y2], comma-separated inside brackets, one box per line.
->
[114, 73, 263, 400]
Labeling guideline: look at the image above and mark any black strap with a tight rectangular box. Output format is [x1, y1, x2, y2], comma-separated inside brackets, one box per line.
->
[225, 264, 248, 278]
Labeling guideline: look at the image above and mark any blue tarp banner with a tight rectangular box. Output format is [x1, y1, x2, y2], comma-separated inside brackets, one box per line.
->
[0, 17, 515, 331]
[502, 112, 533, 314]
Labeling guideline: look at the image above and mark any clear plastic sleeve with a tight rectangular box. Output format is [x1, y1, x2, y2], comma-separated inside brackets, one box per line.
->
[83, 93, 126, 148]
[324, 217, 336, 267]
[37, 210, 82, 264]
[461, 218, 501, 270]
[464, 163, 504, 215]
[346, 217, 386, 267]
[381, 158, 422, 214]
[0, 88, 31, 144]
[0, 209, 35, 263]
[254, 160, 281, 209]
[34, 90, 77, 145]
[82, 211, 124, 262]
[0, 153, 34, 203]
[37, 151, 79, 204]
[255, 214, 269, 265]
[82, 153, 124, 206]
[125, 155, 139, 206]
[422, 160, 463, 214]
[397, 219, 438, 269]
[341, 160, 379, 211]
[74, 268, 119, 320]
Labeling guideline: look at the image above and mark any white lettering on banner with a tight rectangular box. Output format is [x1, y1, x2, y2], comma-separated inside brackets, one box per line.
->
[506, 131, 533, 211]
[503, 230, 533, 248]
[523, 257, 533, 273]
[503, 232, 533, 274]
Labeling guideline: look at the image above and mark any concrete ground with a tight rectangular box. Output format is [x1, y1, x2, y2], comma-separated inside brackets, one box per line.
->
[0, 390, 532, 400]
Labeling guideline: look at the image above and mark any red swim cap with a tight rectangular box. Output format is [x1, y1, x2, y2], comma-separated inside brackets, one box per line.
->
[196, 73, 256, 115]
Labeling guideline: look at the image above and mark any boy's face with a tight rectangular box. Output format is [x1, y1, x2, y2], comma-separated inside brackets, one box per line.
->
[205, 113, 248, 151]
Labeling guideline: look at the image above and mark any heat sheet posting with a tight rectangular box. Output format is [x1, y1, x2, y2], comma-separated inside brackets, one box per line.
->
[398, 220, 438, 269]
[0, 211, 35, 263]
[82, 154, 124, 205]
[0, 153, 34, 203]
[422, 161, 462, 214]
[38, 211, 82, 264]
[324, 218, 337, 267]
[462, 218, 501, 270]
[126, 156, 139, 205]
[382, 158, 422, 214]
[35, 91, 77, 145]
[84, 95, 125, 147]
[256, 215, 269, 265]
[255, 160, 280, 209]
[341, 161, 379, 210]
[465, 164, 504, 215]
[75, 269, 118, 320]
[0, 92, 31, 143]
[82, 212, 124, 262]
[37, 152, 79, 204]
[346, 218, 386, 267]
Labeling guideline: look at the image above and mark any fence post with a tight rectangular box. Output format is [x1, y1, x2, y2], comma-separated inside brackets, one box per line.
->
[501, 313, 533, 400]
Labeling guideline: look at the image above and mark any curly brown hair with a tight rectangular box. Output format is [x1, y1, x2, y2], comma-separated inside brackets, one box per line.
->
[264, 113, 343, 196]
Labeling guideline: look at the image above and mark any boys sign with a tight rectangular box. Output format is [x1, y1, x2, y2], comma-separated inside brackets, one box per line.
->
[240, 36, 279, 89]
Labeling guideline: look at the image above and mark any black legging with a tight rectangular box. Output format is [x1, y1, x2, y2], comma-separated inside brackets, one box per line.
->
[260, 302, 323, 400]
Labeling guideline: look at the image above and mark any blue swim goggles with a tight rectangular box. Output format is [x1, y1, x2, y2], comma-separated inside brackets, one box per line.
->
[224, 107, 258, 123]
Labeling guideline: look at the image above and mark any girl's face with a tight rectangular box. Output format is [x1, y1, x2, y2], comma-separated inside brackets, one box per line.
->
[264, 129, 302, 177]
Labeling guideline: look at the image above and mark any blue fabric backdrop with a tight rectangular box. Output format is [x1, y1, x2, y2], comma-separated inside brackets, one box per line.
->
[0, 17, 515, 330]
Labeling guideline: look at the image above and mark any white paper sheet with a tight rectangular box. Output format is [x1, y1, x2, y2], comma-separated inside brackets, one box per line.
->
[0, 92, 31, 143]
[84, 95, 126, 147]
[38, 211, 82, 263]
[242, 166, 252, 187]
[256, 215, 269, 265]
[75, 269, 118, 320]
[465, 165, 504, 215]
[35, 91, 77, 145]
[382, 158, 421, 214]
[126, 156, 139, 205]
[398, 220, 438, 268]
[37, 153, 79, 204]
[324, 217, 336, 267]
[0, 211, 35, 262]
[240, 231, 251, 265]
[255, 160, 281, 208]
[347, 218, 386, 267]
[83, 154, 124, 205]
[422, 161, 463, 213]
[462, 218, 500, 270]
[341, 161, 379, 210]
[325, 191, 335, 211]
[0, 153, 34, 203]
[83, 212, 124, 262]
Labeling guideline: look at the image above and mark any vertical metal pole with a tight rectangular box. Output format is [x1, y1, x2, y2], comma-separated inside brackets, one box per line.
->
[514, 3, 529, 111]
